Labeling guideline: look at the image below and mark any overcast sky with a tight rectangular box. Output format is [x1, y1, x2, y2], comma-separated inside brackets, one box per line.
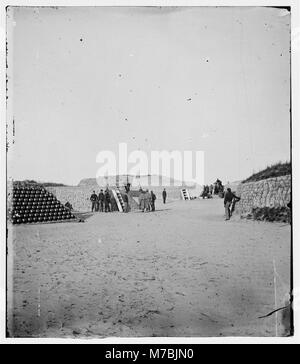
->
[7, 6, 291, 185]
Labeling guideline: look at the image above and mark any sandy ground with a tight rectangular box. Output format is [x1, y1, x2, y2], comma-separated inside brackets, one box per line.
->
[7, 198, 291, 338]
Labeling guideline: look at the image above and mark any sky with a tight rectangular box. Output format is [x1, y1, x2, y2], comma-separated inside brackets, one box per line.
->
[7, 6, 291, 186]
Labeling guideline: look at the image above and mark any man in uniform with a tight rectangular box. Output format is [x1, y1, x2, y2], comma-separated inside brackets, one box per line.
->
[144, 190, 151, 212]
[150, 191, 156, 211]
[98, 189, 105, 212]
[123, 193, 130, 213]
[104, 189, 111, 212]
[90, 191, 98, 212]
[162, 188, 167, 204]
[224, 188, 240, 220]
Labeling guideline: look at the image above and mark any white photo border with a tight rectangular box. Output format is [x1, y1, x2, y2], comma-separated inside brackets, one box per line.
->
[0, 0, 299, 344]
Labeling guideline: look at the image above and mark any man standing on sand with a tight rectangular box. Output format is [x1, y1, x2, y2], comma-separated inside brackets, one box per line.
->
[138, 189, 143, 210]
[150, 191, 156, 211]
[90, 191, 98, 212]
[224, 188, 240, 221]
[104, 189, 111, 212]
[98, 189, 105, 212]
[162, 188, 167, 204]
[123, 193, 130, 213]
[144, 190, 151, 212]
[95, 194, 99, 212]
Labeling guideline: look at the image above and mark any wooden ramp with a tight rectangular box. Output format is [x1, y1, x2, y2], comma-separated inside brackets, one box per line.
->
[112, 189, 125, 212]
[181, 188, 191, 201]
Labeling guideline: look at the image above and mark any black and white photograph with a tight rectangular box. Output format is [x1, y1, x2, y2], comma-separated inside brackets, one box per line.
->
[1, 0, 300, 344]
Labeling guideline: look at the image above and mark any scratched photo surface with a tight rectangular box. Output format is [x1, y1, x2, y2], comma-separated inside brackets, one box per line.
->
[6, 6, 292, 338]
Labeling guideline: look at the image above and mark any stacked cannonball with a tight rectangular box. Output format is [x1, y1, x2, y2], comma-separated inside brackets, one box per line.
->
[11, 184, 76, 224]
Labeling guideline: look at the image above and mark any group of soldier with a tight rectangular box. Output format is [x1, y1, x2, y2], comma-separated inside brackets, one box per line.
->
[89, 183, 240, 220]
[90, 188, 168, 213]
[90, 189, 113, 213]
[88, 181, 291, 222]
[201, 179, 225, 199]
[137, 188, 167, 212]
[138, 189, 155, 212]
[200, 185, 214, 199]
[213, 179, 224, 195]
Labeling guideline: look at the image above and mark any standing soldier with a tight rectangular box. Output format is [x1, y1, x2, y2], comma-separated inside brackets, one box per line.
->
[98, 189, 105, 212]
[150, 191, 156, 211]
[125, 182, 131, 193]
[224, 188, 240, 221]
[144, 190, 151, 212]
[104, 189, 111, 212]
[139, 189, 145, 212]
[90, 191, 98, 212]
[123, 193, 130, 213]
[138, 188, 143, 208]
[213, 182, 218, 195]
[95, 194, 99, 212]
[162, 188, 167, 204]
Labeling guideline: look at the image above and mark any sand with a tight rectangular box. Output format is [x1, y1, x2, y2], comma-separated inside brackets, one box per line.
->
[7, 198, 291, 338]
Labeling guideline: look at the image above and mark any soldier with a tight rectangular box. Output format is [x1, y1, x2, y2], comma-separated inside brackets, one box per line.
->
[224, 188, 240, 221]
[150, 191, 156, 211]
[162, 188, 167, 204]
[104, 189, 111, 212]
[125, 182, 131, 193]
[95, 195, 99, 212]
[214, 182, 218, 195]
[123, 193, 130, 213]
[138, 188, 144, 210]
[90, 191, 98, 212]
[144, 190, 151, 212]
[201, 185, 209, 199]
[98, 189, 105, 212]
[65, 201, 73, 210]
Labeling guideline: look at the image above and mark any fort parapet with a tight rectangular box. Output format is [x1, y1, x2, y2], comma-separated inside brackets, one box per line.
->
[235, 174, 291, 222]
